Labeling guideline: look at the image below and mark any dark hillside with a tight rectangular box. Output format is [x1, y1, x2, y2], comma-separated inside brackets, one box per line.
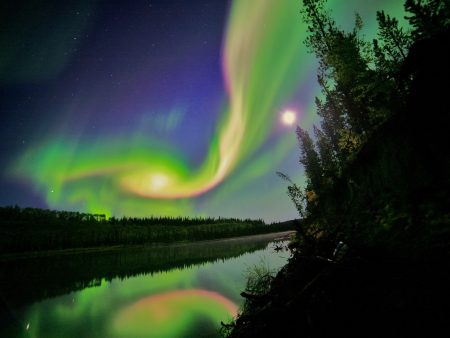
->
[224, 2, 450, 337]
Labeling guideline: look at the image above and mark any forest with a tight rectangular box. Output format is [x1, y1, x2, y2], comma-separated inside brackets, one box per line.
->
[224, 0, 450, 337]
[0, 206, 293, 254]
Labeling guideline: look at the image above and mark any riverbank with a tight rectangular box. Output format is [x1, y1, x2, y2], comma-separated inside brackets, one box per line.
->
[225, 250, 450, 337]
[0, 230, 294, 261]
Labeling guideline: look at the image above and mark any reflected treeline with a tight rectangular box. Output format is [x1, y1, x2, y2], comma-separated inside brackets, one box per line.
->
[0, 233, 289, 309]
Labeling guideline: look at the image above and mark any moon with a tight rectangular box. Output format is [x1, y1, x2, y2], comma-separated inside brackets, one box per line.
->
[281, 109, 296, 126]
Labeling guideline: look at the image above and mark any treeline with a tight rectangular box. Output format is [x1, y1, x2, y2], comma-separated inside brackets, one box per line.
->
[278, 0, 450, 254]
[0, 206, 292, 254]
[0, 205, 264, 227]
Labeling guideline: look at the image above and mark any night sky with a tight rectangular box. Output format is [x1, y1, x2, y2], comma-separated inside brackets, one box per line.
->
[0, 0, 405, 222]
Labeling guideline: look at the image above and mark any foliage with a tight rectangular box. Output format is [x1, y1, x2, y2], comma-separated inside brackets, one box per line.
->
[0, 206, 293, 254]
[404, 0, 450, 39]
[277, 0, 450, 252]
[227, 0, 450, 336]
[244, 261, 275, 296]
[373, 11, 412, 77]
[280, 0, 417, 227]
[276, 172, 307, 218]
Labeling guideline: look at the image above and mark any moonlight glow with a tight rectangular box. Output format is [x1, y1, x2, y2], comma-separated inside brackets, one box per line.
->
[281, 110, 297, 126]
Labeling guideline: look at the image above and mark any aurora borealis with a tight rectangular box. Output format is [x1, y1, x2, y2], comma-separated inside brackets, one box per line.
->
[0, 0, 405, 220]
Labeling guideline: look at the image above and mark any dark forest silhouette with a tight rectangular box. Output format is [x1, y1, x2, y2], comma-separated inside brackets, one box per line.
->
[0, 206, 293, 254]
[225, 0, 450, 337]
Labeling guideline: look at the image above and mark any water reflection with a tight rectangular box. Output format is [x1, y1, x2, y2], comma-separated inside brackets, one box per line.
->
[113, 289, 238, 338]
[0, 232, 292, 338]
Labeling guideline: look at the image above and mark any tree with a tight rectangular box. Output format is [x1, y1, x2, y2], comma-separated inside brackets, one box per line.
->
[404, 0, 450, 39]
[314, 125, 339, 182]
[296, 126, 323, 194]
[281, 0, 414, 221]
[277, 172, 307, 219]
[302, 1, 374, 135]
[373, 11, 412, 75]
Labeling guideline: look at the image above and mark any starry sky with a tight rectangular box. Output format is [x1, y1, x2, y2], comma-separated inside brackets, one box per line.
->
[0, 0, 405, 222]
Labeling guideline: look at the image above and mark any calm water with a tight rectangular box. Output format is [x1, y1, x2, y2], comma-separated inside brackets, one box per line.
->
[0, 232, 292, 338]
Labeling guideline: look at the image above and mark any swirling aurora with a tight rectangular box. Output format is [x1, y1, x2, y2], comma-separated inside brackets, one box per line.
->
[1, 0, 405, 220]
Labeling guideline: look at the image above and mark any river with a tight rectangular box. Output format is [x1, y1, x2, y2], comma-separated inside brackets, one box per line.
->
[0, 231, 292, 338]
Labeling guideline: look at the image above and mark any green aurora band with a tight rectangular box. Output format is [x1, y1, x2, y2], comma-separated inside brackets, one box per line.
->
[10, 0, 307, 217]
[9, 0, 406, 217]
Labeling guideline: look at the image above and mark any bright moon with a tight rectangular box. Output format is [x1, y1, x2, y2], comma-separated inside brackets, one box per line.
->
[281, 110, 296, 126]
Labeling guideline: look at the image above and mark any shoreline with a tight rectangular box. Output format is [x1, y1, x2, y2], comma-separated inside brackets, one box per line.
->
[0, 230, 295, 261]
